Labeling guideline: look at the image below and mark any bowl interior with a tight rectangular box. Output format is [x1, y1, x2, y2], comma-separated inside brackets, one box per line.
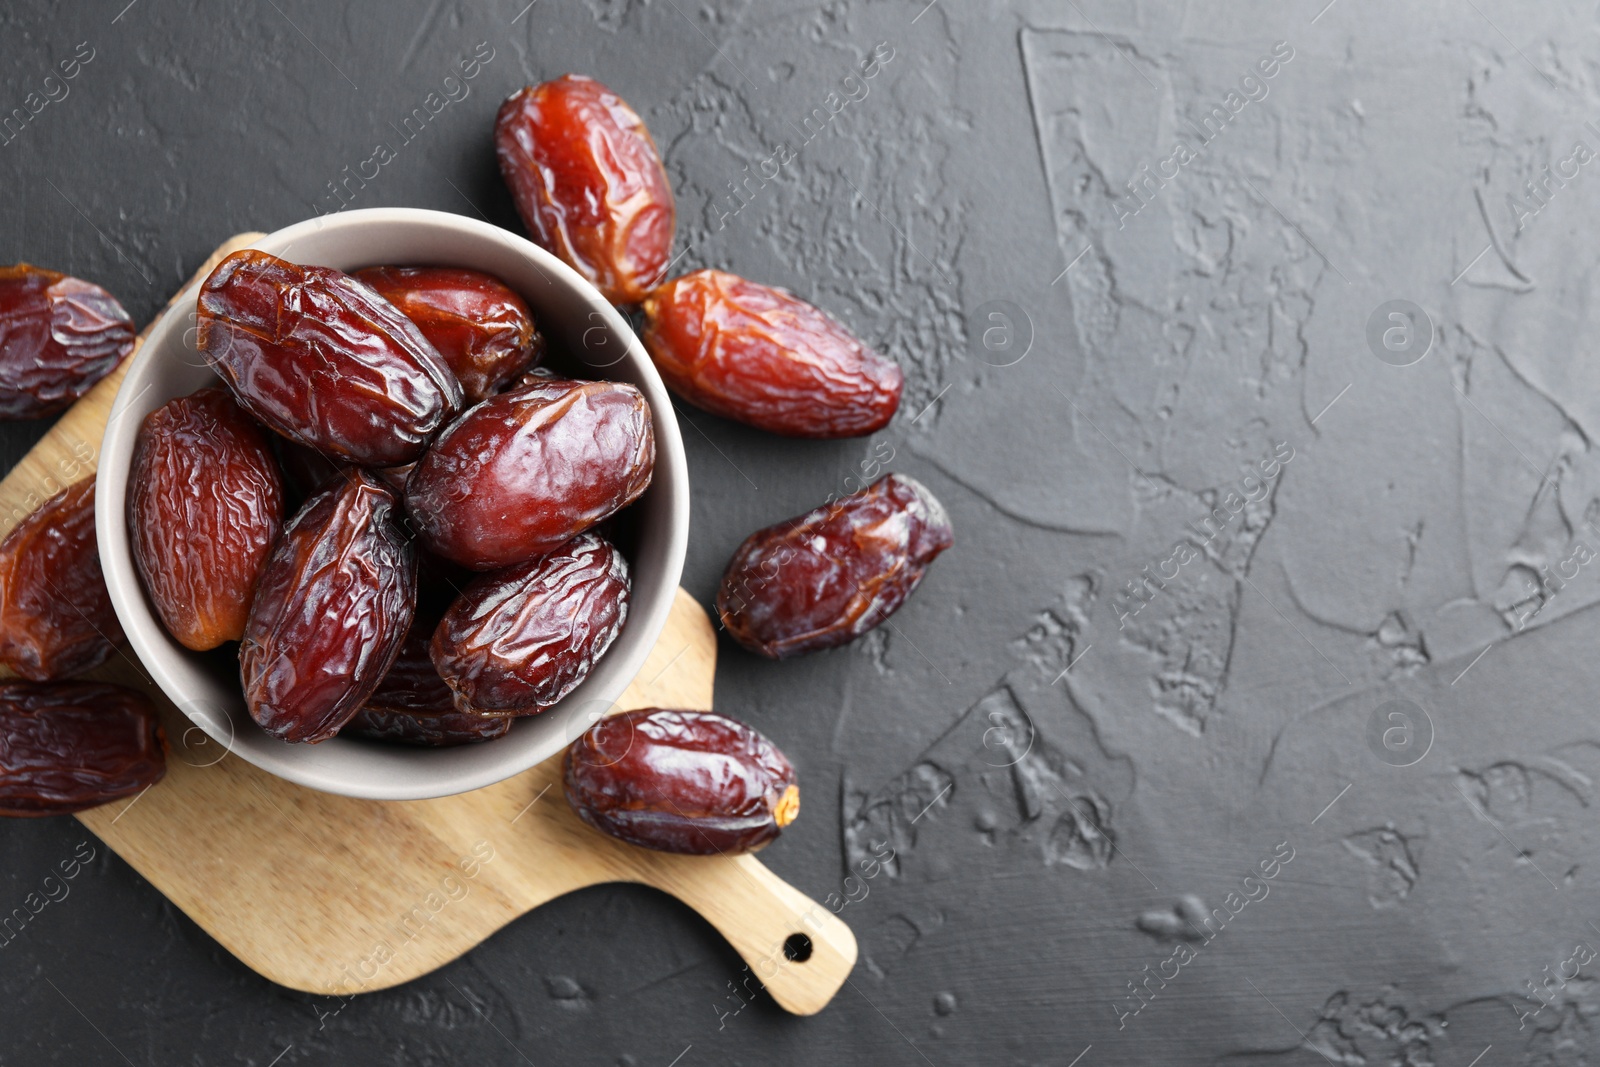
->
[95, 208, 688, 800]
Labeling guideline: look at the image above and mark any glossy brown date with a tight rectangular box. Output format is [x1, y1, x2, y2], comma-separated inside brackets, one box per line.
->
[563, 708, 798, 855]
[129, 387, 286, 650]
[718, 473, 952, 659]
[431, 532, 630, 716]
[406, 376, 654, 570]
[0, 681, 166, 817]
[239, 472, 416, 743]
[354, 267, 544, 403]
[0, 477, 124, 680]
[640, 269, 903, 438]
[495, 76, 675, 304]
[197, 249, 463, 467]
[342, 625, 510, 747]
[0, 264, 135, 418]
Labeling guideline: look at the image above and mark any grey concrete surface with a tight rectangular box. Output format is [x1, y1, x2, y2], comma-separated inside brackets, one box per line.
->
[1, 0, 1594, 1063]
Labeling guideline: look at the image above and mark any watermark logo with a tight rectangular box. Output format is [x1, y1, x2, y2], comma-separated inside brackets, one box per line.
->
[1111, 40, 1296, 229]
[1365, 300, 1432, 367]
[980, 701, 1036, 768]
[1365, 699, 1433, 767]
[1113, 441, 1294, 629]
[316, 838, 497, 1023]
[174, 702, 235, 769]
[1515, 939, 1596, 1029]
[967, 300, 1032, 367]
[1112, 839, 1295, 1030]
[0, 41, 95, 149]
[705, 42, 895, 232]
[565, 699, 631, 768]
[0, 840, 96, 951]
[312, 42, 495, 216]
[576, 310, 626, 369]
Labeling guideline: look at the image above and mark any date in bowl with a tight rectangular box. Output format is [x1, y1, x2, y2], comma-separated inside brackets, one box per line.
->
[95, 208, 689, 801]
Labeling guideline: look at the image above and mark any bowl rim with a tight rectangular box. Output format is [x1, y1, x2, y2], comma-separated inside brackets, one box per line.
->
[94, 206, 690, 800]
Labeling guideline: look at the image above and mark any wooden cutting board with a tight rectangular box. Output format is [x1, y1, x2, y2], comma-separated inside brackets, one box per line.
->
[0, 235, 857, 1015]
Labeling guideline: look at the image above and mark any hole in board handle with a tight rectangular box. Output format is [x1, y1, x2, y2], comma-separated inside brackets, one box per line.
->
[783, 932, 814, 962]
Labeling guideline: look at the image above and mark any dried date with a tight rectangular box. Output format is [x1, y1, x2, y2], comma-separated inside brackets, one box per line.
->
[129, 387, 286, 650]
[495, 76, 675, 304]
[431, 532, 629, 716]
[197, 249, 464, 467]
[0, 264, 135, 418]
[342, 625, 509, 747]
[0, 477, 124, 680]
[563, 708, 798, 855]
[640, 269, 902, 438]
[354, 266, 543, 403]
[406, 376, 654, 570]
[0, 681, 166, 817]
[239, 472, 416, 743]
[717, 473, 952, 658]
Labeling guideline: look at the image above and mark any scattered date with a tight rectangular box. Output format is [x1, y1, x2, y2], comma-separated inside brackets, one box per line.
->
[0, 681, 166, 817]
[129, 387, 285, 650]
[432, 532, 630, 716]
[0, 264, 135, 419]
[641, 269, 902, 438]
[718, 473, 953, 658]
[239, 472, 416, 744]
[495, 76, 675, 304]
[0, 477, 124, 680]
[563, 708, 798, 855]
[406, 376, 654, 570]
[197, 249, 463, 467]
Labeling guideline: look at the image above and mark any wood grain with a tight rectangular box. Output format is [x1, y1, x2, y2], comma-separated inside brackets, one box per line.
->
[0, 234, 857, 1015]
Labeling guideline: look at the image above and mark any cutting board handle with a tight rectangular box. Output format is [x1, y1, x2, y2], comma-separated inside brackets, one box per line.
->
[648, 853, 857, 1016]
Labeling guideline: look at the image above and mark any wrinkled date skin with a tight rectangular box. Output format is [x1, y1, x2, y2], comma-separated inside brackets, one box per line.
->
[342, 626, 510, 747]
[354, 267, 544, 403]
[0, 477, 124, 680]
[495, 76, 675, 304]
[240, 472, 416, 743]
[0, 681, 166, 817]
[406, 376, 654, 570]
[718, 473, 953, 659]
[129, 387, 286, 650]
[0, 264, 135, 418]
[432, 532, 630, 716]
[641, 269, 903, 438]
[197, 250, 463, 467]
[563, 708, 798, 855]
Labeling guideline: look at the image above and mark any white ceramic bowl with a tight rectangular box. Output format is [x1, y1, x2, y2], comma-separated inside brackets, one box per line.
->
[95, 208, 689, 800]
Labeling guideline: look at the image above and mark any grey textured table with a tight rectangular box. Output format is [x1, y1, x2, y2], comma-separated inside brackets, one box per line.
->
[2, 0, 1593, 1063]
